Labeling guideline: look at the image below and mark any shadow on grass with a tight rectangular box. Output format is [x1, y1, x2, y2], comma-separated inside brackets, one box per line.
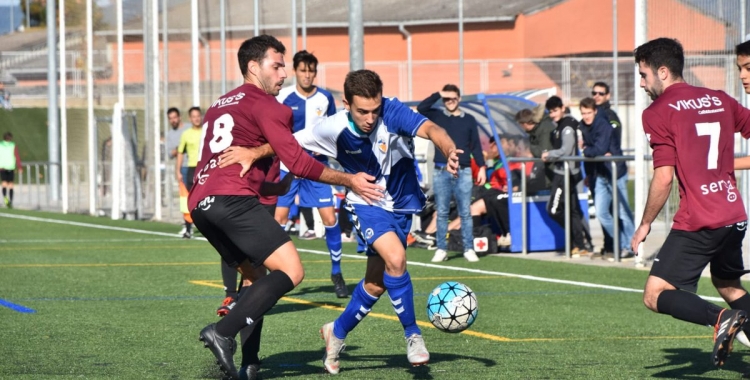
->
[645, 347, 749, 379]
[249, 345, 497, 379]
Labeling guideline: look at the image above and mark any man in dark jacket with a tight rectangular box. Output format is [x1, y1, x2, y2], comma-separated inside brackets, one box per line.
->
[593, 82, 619, 249]
[418, 84, 486, 263]
[580, 97, 635, 260]
[516, 105, 555, 187]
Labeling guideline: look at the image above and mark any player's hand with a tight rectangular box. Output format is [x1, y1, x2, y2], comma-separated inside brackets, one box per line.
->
[219, 146, 258, 178]
[541, 151, 549, 162]
[446, 148, 463, 177]
[349, 172, 385, 204]
[17, 168, 23, 174]
[631, 224, 651, 255]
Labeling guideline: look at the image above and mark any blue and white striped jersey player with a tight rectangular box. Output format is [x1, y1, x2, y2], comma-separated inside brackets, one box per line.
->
[294, 70, 461, 374]
[275, 50, 349, 299]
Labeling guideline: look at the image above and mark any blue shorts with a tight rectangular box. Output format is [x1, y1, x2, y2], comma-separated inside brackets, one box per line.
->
[346, 203, 412, 256]
[277, 170, 335, 208]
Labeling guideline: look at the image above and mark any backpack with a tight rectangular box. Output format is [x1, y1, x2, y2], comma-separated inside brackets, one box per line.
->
[447, 225, 498, 254]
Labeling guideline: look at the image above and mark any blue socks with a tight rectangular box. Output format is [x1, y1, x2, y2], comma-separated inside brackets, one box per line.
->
[384, 271, 421, 338]
[333, 271, 420, 339]
[334, 280, 378, 339]
[325, 223, 343, 275]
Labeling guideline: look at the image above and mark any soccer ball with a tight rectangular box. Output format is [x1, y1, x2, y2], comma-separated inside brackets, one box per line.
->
[426, 281, 478, 333]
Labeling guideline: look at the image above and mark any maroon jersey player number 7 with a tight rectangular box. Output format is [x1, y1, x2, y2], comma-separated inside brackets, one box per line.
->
[642, 83, 750, 232]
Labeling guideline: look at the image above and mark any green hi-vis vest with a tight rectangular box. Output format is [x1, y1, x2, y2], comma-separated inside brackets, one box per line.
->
[0, 141, 16, 170]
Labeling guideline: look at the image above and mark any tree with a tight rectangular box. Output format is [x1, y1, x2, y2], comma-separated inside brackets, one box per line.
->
[22, 0, 106, 29]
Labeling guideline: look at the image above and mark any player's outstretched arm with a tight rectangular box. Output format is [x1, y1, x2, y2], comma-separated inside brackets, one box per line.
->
[735, 156, 750, 170]
[416, 120, 461, 175]
[631, 165, 674, 252]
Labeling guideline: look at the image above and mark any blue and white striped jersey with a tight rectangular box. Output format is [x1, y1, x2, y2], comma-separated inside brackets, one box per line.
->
[294, 97, 428, 214]
[276, 85, 337, 133]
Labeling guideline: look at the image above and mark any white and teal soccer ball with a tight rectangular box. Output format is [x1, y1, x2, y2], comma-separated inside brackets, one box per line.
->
[426, 281, 478, 333]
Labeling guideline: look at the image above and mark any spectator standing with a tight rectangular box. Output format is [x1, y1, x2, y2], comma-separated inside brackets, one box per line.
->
[542, 96, 588, 257]
[579, 97, 635, 259]
[592, 81, 631, 257]
[515, 106, 555, 187]
[0, 132, 21, 207]
[418, 84, 485, 263]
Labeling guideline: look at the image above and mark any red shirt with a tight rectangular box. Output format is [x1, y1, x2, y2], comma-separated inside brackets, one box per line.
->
[643, 82, 750, 231]
[188, 83, 325, 211]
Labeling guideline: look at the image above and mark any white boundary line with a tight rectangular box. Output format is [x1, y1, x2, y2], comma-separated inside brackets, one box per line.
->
[0, 212, 725, 302]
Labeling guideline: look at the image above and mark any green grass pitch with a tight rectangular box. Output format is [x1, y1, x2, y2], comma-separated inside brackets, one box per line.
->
[1, 208, 749, 379]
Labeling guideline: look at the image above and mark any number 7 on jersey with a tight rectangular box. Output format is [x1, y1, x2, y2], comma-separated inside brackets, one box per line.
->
[695, 122, 720, 170]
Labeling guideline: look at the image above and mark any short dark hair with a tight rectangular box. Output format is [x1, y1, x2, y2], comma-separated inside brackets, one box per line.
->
[237, 35, 287, 78]
[579, 97, 597, 110]
[592, 82, 610, 93]
[188, 106, 201, 114]
[167, 107, 180, 116]
[442, 84, 461, 97]
[737, 40, 750, 57]
[3, 132, 12, 141]
[515, 108, 535, 124]
[344, 70, 383, 104]
[634, 37, 684, 79]
[545, 96, 563, 110]
[293, 50, 318, 71]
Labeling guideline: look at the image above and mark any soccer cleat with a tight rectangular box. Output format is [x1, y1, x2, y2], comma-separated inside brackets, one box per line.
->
[239, 364, 260, 380]
[411, 230, 436, 244]
[331, 273, 349, 298]
[217, 295, 237, 317]
[713, 309, 747, 366]
[431, 249, 448, 263]
[199, 323, 239, 379]
[736, 330, 750, 348]
[405, 333, 430, 366]
[320, 322, 346, 374]
[178, 225, 187, 236]
[463, 249, 480, 262]
[300, 230, 317, 240]
[3, 196, 9, 208]
[182, 231, 192, 239]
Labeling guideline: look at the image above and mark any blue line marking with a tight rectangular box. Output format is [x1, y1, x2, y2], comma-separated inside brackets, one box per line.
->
[0, 298, 36, 313]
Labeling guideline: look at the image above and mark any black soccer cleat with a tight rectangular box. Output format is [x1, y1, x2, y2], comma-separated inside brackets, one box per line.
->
[712, 309, 747, 366]
[199, 323, 239, 379]
[239, 364, 260, 380]
[331, 273, 348, 298]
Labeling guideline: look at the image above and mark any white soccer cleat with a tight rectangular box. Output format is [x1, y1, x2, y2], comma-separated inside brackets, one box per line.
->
[405, 333, 430, 366]
[431, 249, 448, 262]
[463, 249, 480, 262]
[320, 322, 346, 374]
[736, 330, 750, 348]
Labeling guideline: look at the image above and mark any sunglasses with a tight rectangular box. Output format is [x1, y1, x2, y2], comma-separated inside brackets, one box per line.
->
[591, 91, 607, 96]
[442, 97, 459, 102]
